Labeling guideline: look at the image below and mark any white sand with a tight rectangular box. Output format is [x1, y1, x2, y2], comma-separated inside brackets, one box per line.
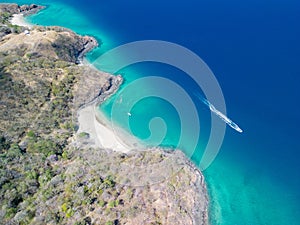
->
[9, 13, 140, 153]
[10, 14, 33, 28]
[77, 104, 142, 153]
[9, 13, 136, 153]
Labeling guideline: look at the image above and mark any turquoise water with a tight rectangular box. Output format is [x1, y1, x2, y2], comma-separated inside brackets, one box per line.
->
[2, 0, 300, 224]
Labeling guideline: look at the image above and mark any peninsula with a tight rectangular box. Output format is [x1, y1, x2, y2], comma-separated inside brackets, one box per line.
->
[0, 4, 208, 225]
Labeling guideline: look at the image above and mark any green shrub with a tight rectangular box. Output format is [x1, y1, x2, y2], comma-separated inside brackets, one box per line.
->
[27, 139, 60, 156]
[27, 130, 36, 139]
[61, 202, 69, 213]
[108, 200, 115, 208]
[97, 188, 104, 196]
[5, 207, 16, 219]
[78, 132, 89, 139]
[65, 208, 74, 218]
[62, 151, 69, 160]
[7, 143, 22, 159]
[126, 188, 133, 199]
[103, 175, 115, 188]
[98, 199, 106, 207]
[26, 170, 38, 180]
[38, 169, 53, 186]
[0, 12, 11, 23]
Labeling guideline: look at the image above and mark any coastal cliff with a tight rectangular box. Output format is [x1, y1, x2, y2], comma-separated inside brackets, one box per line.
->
[0, 4, 208, 225]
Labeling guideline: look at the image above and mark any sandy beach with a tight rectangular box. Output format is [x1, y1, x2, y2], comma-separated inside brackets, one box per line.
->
[10, 14, 33, 28]
[77, 103, 142, 153]
[9, 10, 139, 155]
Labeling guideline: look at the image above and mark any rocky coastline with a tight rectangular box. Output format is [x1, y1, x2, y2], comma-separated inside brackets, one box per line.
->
[0, 4, 209, 225]
[0, 3, 45, 16]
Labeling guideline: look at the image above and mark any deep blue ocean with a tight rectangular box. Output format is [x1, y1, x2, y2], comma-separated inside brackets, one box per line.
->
[2, 0, 300, 224]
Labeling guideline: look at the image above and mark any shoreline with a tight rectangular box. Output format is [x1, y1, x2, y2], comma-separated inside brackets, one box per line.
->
[10, 13, 33, 28]
[76, 67, 143, 153]
[5, 6, 137, 154]
[2, 3, 209, 224]
[77, 104, 143, 153]
[55, 7, 210, 222]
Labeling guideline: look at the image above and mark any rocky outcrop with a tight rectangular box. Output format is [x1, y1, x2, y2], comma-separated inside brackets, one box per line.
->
[50, 28, 98, 64]
[0, 3, 21, 14]
[19, 4, 45, 16]
[74, 71, 123, 110]
[76, 36, 98, 64]
[0, 3, 44, 16]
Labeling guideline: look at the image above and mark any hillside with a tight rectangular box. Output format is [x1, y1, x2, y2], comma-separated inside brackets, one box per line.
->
[0, 4, 208, 225]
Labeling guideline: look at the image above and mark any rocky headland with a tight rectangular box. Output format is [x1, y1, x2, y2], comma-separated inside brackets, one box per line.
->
[0, 3, 44, 16]
[0, 4, 208, 225]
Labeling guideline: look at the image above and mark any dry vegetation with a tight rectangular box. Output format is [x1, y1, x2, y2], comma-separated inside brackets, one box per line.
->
[0, 5, 208, 225]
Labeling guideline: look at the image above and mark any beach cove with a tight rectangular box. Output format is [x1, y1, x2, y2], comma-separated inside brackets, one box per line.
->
[1, 0, 300, 224]
[0, 3, 210, 224]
